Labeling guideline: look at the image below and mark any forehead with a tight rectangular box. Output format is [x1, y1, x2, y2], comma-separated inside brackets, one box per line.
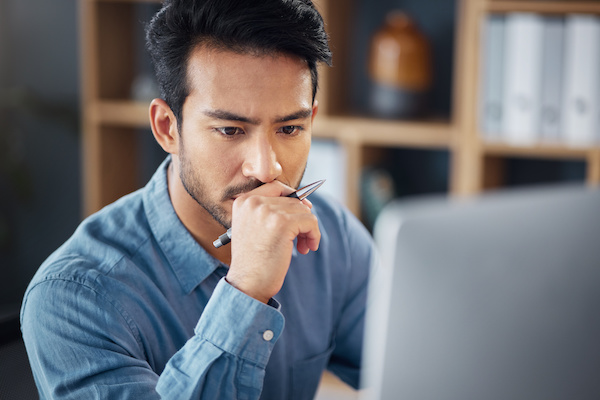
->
[185, 45, 313, 105]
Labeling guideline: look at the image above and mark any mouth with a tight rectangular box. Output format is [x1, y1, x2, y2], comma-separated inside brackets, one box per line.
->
[222, 180, 264, 202]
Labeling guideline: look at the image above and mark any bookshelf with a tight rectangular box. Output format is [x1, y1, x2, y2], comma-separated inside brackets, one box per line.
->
[451, 0, 600, 195]
[80, 0, 600, 218]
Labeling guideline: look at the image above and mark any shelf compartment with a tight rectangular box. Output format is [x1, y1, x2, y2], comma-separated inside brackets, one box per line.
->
[82, 125, 140, 214]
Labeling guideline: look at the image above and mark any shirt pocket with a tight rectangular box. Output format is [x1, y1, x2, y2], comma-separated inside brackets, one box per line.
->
[290, 344, 335, 400]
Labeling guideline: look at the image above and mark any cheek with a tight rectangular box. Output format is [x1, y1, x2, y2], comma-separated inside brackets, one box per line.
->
[184, 137, 241, 181]
[298, 136, 312, 160]
[279, 138, 311, 174]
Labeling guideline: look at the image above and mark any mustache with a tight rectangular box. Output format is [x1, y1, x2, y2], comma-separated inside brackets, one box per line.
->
[221, 179, 265, 201]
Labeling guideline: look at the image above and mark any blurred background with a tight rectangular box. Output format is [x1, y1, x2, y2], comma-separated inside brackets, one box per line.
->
[1, 0, 81, 311]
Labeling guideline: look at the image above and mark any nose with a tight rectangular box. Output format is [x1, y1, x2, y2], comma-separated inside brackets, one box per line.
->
[241, 134, 283, 183]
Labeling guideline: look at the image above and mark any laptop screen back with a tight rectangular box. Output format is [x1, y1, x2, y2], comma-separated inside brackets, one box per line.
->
[361, 184, 600, 400]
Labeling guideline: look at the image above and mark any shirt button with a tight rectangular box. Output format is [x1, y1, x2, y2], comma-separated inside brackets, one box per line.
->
[262, 330, 274, 341]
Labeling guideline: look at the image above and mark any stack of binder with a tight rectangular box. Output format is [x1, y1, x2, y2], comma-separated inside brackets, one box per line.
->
[479, 13, 600, 147]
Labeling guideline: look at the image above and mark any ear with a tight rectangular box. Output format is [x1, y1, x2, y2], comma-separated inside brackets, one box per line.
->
[149, 98, 179, 154]
[311, 100, 319, 124]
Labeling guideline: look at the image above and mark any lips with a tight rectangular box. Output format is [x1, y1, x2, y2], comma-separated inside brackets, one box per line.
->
[222, 180, 264, 201]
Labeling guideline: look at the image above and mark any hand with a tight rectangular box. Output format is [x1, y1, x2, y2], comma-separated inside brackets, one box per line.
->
[225, 181, 321, 303]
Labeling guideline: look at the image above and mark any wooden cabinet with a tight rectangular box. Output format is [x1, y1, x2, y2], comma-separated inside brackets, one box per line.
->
[80, 0, 600, 217]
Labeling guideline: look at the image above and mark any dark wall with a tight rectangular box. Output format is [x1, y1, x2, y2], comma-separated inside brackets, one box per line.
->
[0, 0, 81, 310]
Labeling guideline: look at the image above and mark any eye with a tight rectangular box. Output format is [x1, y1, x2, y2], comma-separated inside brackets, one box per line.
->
[278, 125, 303, 135]
[216, 127, 244, 136]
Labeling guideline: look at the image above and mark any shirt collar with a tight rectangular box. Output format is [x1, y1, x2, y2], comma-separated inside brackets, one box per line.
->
[143, 156, 222, 294]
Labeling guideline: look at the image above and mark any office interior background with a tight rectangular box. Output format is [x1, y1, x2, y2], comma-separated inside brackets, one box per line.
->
[0, 0, 590, 356]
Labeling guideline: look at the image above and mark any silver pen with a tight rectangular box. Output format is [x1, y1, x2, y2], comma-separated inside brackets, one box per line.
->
[213, 179, 325, 248]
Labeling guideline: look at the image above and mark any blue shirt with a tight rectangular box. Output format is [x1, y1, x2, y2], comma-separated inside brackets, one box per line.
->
[21, 157, 374, 399]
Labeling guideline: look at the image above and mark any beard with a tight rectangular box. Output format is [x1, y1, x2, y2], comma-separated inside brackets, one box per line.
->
[178, 147, 306, 231]
[179, 154, 261, 230]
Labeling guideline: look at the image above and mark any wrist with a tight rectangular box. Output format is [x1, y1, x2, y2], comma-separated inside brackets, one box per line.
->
[224, 275, 271, 304]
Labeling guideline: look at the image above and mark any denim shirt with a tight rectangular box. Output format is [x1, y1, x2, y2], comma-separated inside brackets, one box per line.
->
[21, 157, 374, 399]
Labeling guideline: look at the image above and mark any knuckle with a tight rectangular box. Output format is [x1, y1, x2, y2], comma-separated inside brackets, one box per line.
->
[271, 208, 291, 224]
[246, 196, 262, 208]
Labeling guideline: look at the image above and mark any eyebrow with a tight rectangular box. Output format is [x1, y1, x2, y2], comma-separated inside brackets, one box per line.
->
[203, 108, 313, 125]
[276, 109, 313, 123]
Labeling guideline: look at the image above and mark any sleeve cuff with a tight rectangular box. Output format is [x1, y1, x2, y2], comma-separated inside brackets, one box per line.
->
[194, 278, 285, 367]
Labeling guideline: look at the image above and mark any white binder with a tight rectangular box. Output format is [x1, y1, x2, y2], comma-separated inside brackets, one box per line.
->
[480, 15, 506, 141]
[562, 15, 600, 147]
[539, 17, 565, 143]
[502, 13, 544, 146]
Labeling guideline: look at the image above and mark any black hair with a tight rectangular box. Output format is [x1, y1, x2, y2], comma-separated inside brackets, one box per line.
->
[145, 0, 332, 127]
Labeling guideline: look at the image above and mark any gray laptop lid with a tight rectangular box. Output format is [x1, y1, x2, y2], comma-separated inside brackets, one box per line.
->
[362, 184, 600, 400]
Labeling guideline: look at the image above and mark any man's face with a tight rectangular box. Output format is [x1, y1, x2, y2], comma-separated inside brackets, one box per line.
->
[176, 46, 316, 229]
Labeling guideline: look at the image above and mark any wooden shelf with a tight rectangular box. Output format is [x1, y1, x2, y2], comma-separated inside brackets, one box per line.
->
[314, 117, 453, 149]
[487, 1, 600, 14]
[482, 142, 599, 160]
[90, 100, 150, 128]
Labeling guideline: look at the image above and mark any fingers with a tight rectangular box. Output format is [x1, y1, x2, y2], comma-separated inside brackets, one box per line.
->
[232, 181, 318, 247]
[226, 180, 322, 302]
[296, 228, 320, 255]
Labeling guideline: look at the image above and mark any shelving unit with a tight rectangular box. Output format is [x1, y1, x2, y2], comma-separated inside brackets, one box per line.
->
[80, 0, 600, 218]
[451, 0, 600, 195]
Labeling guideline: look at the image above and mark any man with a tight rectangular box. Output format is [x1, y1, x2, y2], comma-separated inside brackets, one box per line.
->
[21, 0, 375, 398]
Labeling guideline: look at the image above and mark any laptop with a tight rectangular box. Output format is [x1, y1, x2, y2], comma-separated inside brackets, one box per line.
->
[361, 184, 600, 400]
